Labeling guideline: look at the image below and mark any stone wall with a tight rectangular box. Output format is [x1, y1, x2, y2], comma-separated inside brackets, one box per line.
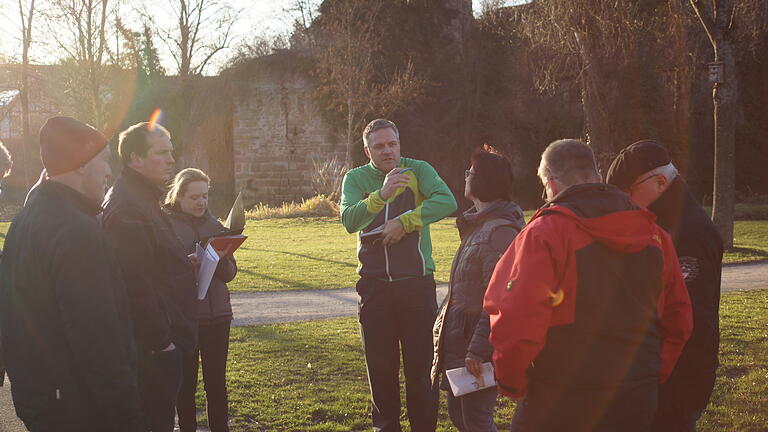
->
[231, 58, 345, 206]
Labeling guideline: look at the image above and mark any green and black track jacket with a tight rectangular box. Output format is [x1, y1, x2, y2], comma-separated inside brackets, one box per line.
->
[340, 157, 457, 281]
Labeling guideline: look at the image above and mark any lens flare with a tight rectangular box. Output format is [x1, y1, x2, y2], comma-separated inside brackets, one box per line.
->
[148, 109, 163, 131]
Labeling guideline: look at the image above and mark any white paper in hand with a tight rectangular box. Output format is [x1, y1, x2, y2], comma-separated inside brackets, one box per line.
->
[445, 362, 496, 397]
[196, 243, 220, 300]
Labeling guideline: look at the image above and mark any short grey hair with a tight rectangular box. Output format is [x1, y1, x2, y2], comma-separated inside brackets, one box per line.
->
[0, 141, 12, 178]
[362, 119, 399, 147]
[538, 139, 600, 187]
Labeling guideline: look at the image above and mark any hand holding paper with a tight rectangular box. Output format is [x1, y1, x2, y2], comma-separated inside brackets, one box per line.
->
[445, 362, 496, 397]
[196, 243, 220, 300]
[465, 353, 484, 378]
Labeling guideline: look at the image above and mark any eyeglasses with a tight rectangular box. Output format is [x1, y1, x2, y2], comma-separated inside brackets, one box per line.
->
[629, 173, 659, 189]
[540, 176, 557, 202]
[464, 170, 474, 179]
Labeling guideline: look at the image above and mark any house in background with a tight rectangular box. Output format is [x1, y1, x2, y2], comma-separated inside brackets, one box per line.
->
[0, 65, 61, 197]
[0, 65, 60, 141]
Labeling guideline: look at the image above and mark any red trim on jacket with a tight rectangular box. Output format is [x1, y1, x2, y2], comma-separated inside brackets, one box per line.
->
[483, 204, 693, 399]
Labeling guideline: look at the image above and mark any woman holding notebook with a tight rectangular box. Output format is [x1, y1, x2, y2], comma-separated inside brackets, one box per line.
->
[164, 168, 238, 432]
[431, 147, 525, 432]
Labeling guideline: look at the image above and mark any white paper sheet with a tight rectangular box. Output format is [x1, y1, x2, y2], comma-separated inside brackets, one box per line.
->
[445, 362, 496, 397]
[196, 243, 220, 300]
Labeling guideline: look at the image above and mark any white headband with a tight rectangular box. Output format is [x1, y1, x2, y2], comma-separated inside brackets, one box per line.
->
[641, 162, 678, 183]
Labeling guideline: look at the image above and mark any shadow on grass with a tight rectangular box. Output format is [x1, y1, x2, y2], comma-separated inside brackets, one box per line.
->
[227, 319, 370, 430]
[728, 247, 768, 258]
[238, 267, 318, 290]
[252, 248, 357, 269]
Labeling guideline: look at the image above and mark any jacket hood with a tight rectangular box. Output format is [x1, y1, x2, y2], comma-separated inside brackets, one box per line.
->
[457, 200, 525, 237]
[533, 183, 658, 254]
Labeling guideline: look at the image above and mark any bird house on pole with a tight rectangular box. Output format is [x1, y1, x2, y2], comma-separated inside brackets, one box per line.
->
[708, 62, 724, 84]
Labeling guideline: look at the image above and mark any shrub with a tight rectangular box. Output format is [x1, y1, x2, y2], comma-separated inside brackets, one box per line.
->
[310, 156, 345, 202]
[247, 195, 339, 220]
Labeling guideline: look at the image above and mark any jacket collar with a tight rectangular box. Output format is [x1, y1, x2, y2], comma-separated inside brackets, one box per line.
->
[457, 200, 523, 238]
[542, 183, 638, 219]
[366, 157, 406, 177]
[121, 166, 166, 202]
[647, 176, 686, 233]
[163, 203, 212, 225]
[36, 180, 103, 217]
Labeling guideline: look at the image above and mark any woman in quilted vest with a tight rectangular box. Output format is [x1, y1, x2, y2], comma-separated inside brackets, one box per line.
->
[432, 147, 525, 432]
[164, 168, 238, 432]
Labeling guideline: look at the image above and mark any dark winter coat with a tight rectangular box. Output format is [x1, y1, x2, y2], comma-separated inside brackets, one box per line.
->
[649, 177, 723, 414]
[163, 206, 237, 325]
[431, 200, 525, 385]
[0, 181, 143, 431]
[101, 167, 198, 355]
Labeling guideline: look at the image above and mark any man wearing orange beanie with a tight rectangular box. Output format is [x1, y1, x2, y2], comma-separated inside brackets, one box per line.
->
[0, 116, 144, 431]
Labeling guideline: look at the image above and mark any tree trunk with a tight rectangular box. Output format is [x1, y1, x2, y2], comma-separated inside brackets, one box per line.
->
[19, 0, 34, 188]
[711, 38, 737, 249]
[346, 94, 355, 169]
[20, 61, 32, 187]
[575, 30, 616, 174]
[670, 0, 690, 176]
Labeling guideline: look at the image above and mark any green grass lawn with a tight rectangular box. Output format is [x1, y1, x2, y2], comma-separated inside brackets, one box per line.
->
[210, 289, 768, 431]
[199, 216, 464, 292]
[723, 220, 768, 264]
[0, 217, 766, 291]
[229, 216, 768, 291]
[226, 216, 768, 291]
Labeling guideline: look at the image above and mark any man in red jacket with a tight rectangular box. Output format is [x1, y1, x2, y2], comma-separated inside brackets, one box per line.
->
[483, 139, 693, 432]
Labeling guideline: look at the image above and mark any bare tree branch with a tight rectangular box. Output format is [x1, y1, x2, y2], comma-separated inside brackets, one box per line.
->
[158, 0, 240, 76]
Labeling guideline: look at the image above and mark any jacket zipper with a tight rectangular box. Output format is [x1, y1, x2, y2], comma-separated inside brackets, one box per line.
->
[383, 202, 393, 281]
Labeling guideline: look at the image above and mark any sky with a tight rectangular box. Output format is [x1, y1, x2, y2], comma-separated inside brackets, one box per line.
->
[0, 0, 518, 76]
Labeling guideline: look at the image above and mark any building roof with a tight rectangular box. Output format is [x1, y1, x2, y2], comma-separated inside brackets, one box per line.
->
[0, 89, 19, 108]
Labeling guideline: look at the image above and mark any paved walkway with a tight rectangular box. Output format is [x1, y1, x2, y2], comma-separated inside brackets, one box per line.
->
[1, 261, 765, 431]
[231, 260, 767, 327]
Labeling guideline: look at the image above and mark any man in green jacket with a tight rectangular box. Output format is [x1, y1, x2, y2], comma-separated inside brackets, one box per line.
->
[341, 119, 457, 432]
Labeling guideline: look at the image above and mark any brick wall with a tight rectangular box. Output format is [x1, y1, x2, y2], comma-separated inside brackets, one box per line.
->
[232, 69, 345, 206]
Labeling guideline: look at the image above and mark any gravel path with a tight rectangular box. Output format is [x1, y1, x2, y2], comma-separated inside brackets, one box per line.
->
[232, 260, 767, 327]
[1, 261, 764, 431]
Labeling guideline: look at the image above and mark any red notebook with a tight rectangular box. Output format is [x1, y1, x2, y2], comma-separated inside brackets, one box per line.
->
[205, 235, 247, 256]
[202, 190, 247, 257]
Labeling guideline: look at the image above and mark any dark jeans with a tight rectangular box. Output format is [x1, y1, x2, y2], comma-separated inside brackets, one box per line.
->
[357, 275, 439, 432]
[510, 380, 657, 432]
[447, 386, 499, 432]
[177, 321, 231, 432]
[137, 347, 183, 432]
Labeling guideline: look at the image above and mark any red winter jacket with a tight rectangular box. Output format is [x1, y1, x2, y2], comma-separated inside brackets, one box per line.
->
[483, 184, 692, 399]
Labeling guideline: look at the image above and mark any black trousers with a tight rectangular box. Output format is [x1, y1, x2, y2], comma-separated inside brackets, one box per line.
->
[357, 275, 439, 432]
[177, 321, 231, 432]
[510, 380, 657, 432]
[651, 385, 701, 432]
[137, 347, 183, 432]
